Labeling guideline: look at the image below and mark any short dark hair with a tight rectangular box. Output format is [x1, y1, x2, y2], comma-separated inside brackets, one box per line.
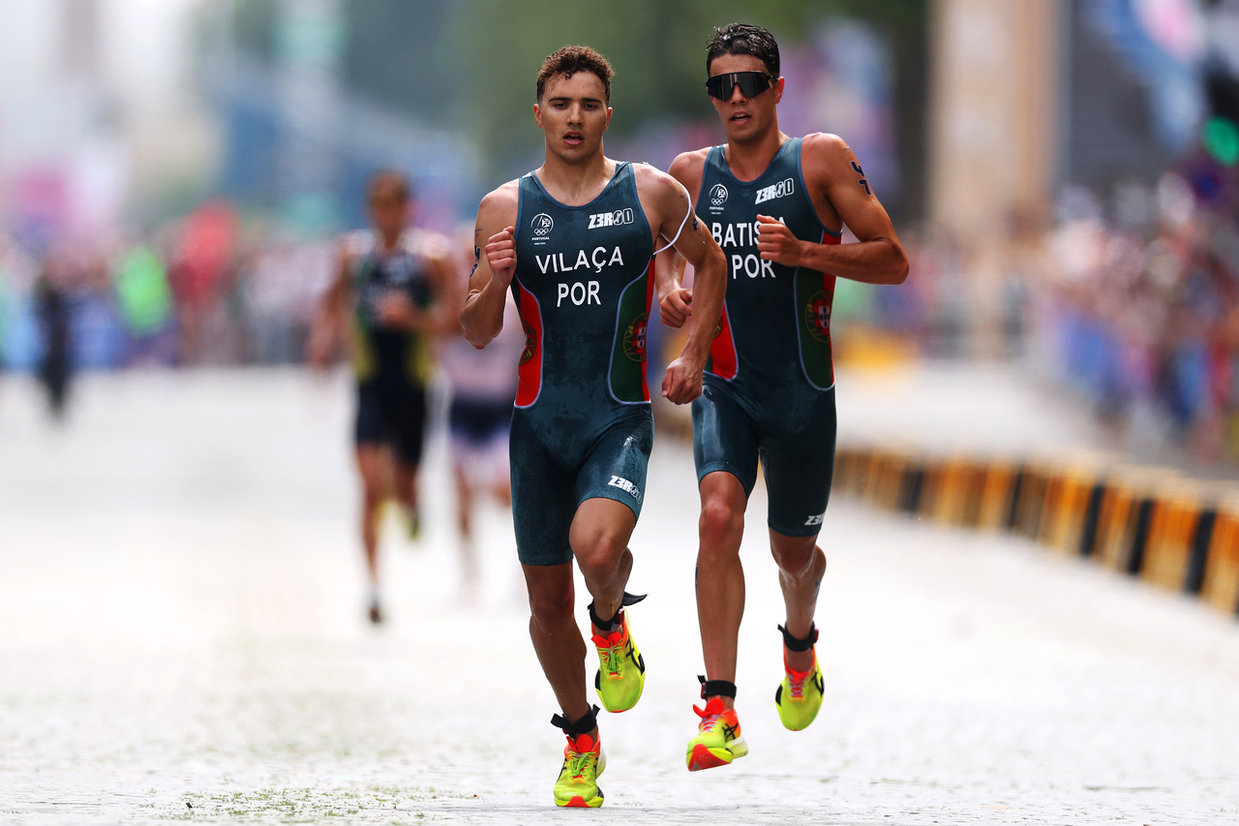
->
[368, 169, 411, 204]
[706, 23, 780, 78]
[536, 45, 614, 103]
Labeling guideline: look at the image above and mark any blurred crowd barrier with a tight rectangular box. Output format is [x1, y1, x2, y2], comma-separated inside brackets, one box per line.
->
[834, 445, 1239, 618]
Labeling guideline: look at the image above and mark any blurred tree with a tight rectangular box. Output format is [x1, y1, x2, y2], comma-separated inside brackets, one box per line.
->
[342, 0, 463, 120]
[233, 0, 276, 62]
[456, 0, 925, 219]
[231, 0, 927, 219]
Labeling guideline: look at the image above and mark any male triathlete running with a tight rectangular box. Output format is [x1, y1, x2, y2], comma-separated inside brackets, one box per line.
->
[309, 170, 457, 625]
[657, 23, 909, 771]
[462, 46, 726, 808]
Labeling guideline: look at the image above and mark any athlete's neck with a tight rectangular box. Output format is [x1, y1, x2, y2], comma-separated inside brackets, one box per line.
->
[377, 228, 403, 252]
[724, 128, 790, 183]
[535, 151, 616, 207]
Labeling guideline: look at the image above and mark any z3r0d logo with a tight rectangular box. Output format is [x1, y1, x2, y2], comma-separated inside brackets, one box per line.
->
[588, 208, 634, 230]
[708, 183, 728, 212]
[754, 177, 795, 205]
[531, 213, 554, 245]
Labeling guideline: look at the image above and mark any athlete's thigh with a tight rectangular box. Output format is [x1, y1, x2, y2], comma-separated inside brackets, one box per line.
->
[354, 443, 386, 496]
[692, 378, 760, 496]
[384, 387, 428, 468]
[569, 496, 638, 561]
[758, 387, 837, 537]
[509, 411, 577, 566]
[354, 385, 384, 448]
[575, 407, 654, 521]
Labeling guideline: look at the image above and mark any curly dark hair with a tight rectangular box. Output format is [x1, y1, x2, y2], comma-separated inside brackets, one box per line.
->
[536, 45, 614, 103]
[706, 23, 780, 78]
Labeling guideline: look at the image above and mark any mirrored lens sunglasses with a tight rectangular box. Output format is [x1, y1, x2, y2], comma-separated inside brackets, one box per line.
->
[705, 71, 776, 100]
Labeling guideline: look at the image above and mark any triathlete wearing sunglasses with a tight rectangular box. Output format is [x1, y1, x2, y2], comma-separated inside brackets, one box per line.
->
[656, 23, 910, 774]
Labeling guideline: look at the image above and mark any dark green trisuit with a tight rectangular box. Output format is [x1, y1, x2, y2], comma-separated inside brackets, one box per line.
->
[350, 231, 435, 467]
[692, 137, 840, 537]
[509, 163, 657, 566]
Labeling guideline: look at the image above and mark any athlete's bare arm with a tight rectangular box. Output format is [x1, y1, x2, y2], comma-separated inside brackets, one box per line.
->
[461, 182, 520, 349]
[655, 150, 709, 329]
[756, 133, 908, 285]
[421, 237, 466, 335]
[637, 162, 726, 405]
[307, 243, 353, 367]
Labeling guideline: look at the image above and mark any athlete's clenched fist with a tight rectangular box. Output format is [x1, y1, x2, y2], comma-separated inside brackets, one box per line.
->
[659, 285, 693, 329]
[486, 226, 518, 288]
[661, 353, 706, 405]
[755, 214, 804, 267]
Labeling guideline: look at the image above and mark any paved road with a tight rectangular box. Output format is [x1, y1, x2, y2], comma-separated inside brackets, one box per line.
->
[1, 367, 1237, 824]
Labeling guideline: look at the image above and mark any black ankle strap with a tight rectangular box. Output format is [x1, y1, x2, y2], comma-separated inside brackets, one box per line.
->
[778, 623, 819, 652]
[588, 591, 647, 631]
[551, 704, 599, 735]
[698, 674, 737, 700]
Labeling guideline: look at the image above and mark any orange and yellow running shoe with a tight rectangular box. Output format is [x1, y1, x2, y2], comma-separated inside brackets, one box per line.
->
[775, 650, 825, 731]
[592, 611, 645, 712]
[553, 732, 606, 808]
[686, 697, 748, 771]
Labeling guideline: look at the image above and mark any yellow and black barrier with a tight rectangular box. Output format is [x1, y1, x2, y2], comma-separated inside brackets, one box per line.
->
[833, 446, 1239, 619]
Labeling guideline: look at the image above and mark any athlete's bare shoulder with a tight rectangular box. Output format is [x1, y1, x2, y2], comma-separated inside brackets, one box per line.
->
[631, 161, 685, 198]
[407, 228, 453, 262]
[667, 148, 710, 199]
[632, 162, 694, 228]
[477, 179, 520, 226]
[800, 132, 856, 176]
[334, 228, 370, 273]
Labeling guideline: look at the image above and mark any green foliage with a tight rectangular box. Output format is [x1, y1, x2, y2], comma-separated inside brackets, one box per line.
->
[454, 0, 926, 187]
[232, 0, 276, 62]
[229, 0, 927, 213]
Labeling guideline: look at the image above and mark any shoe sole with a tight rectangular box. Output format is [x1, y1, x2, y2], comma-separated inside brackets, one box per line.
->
[557, 794, 604, 808]
[686, 739, 749, 772]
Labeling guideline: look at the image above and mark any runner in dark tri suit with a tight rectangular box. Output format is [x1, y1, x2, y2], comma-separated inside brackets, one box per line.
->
[657, 23, 909, 771]
[461, 46, 725, 809]
[309, 170, 457, 625]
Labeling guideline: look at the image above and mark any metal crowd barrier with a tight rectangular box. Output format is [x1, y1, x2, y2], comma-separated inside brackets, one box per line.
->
[832, 446, 1239, 618]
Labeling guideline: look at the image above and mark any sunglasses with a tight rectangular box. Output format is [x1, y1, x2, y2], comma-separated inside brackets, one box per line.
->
[706, 71, 777, 100]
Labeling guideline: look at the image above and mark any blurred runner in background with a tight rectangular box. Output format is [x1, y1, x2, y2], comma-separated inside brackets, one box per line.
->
[438, 233, 521, 595]
[34, 259, 72, 421]
[659, 23, 909, 771]
[308, 170, 458, 625]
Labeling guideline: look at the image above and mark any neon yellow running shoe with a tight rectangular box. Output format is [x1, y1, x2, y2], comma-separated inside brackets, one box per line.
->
[592, 610, 645, 712]
[553, 732, 606, 808]
[775, 651, 825, 731]
[686, 697, 748, 771]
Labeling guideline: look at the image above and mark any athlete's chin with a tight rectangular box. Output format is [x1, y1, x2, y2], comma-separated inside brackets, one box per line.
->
[552, 142, 600, 162]
[723, 121, 763, 144]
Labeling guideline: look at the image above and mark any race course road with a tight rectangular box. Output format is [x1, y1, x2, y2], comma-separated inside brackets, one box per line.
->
[2, 367, 1237, 824]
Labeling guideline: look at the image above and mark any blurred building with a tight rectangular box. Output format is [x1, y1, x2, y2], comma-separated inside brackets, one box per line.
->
[0, 0, 218, 244]
[197, 0, 479, 236]
[924, 0, 1239, 359]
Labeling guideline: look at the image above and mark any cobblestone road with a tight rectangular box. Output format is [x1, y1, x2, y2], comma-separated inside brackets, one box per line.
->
[2, 367, 1237, 824]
